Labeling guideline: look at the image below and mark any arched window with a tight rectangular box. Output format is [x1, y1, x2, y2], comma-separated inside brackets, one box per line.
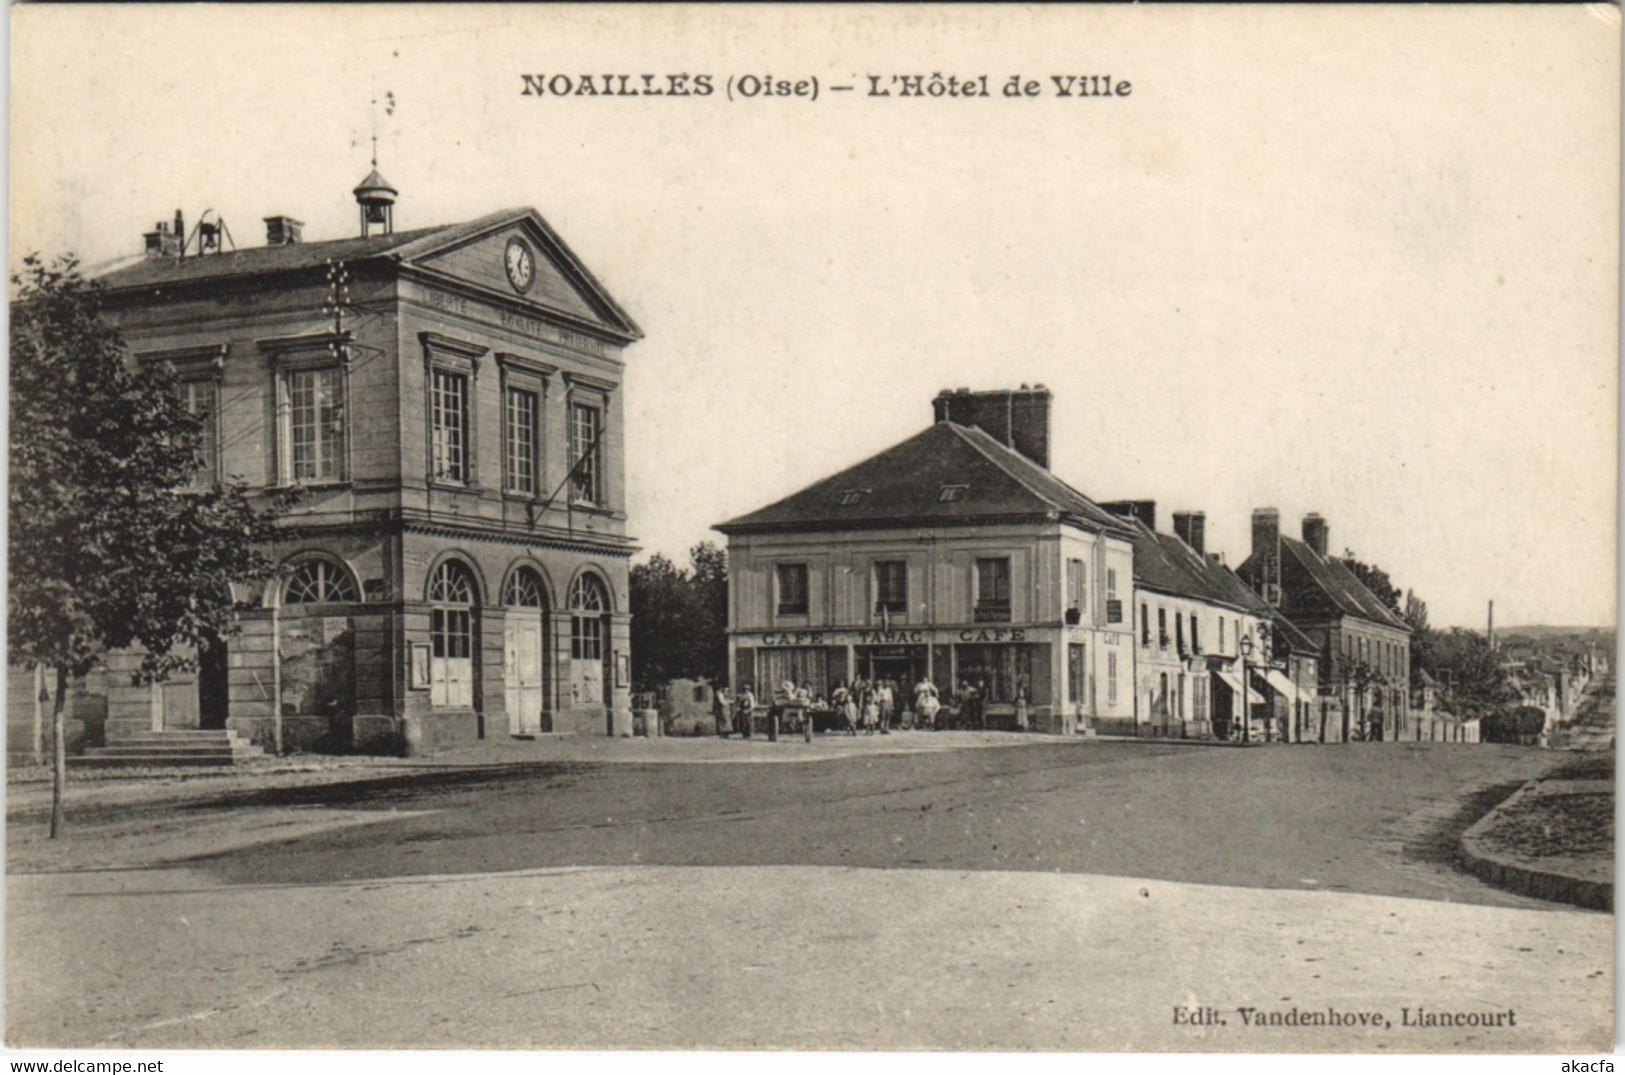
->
[504, 567, 547, 608]
[430, 560, 476, 605]
[570, 573, 608, 661]
[429, 560, 477, 708]
[284, 557, 358, 604]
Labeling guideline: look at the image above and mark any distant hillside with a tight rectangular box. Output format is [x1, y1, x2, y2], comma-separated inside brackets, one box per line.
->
[1500, 625, 1615, 640]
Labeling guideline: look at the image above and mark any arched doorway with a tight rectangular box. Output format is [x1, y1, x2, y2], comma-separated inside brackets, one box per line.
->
[568, 573, 610, 716]
[280, 555, 359, 750]
[429, 559, 479, 714]
[503, 566, 550, 736]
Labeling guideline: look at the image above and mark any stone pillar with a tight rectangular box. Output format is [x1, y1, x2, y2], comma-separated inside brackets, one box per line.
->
[608, 611, 633, 735]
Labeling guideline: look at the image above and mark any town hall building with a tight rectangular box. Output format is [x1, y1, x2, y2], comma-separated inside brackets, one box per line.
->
[47, 173, 644, 757]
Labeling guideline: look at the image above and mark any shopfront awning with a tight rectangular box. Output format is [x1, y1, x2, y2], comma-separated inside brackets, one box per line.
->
[1263, 668, 1309, 706]
[1215, 669, 1265, 705]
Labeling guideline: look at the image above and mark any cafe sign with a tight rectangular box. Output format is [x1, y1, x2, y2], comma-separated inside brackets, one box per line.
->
[755, 627, 1029, 647]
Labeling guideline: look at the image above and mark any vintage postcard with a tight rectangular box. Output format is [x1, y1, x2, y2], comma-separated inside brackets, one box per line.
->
[6, 3, 1617, 1066]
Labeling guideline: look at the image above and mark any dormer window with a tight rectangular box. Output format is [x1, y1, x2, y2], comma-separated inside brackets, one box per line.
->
[838, 489, 869, 506]
[938, 484, 968, 503]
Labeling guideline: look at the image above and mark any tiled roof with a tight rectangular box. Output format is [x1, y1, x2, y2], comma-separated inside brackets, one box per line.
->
[93, 210, 522, 291]
[1255, 535, 1410, 631]
[715, 421, 1133, 535]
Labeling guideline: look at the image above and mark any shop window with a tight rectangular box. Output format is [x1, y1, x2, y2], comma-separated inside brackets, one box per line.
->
[974, 557, 1011, 622]
[874, 560, 906, 615]
[757, 647, 830, 700]
[955, 643, 1042, 705]
[776, 563, 809, 616]
[284, 558, 358, 604]
[1068, 643, 1085, 703]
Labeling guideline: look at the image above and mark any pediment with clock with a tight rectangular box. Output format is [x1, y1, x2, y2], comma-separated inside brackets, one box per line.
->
[395, 209, 641, 344]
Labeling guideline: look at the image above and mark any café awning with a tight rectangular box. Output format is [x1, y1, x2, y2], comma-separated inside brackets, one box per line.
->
[1215, 669, 1265, 705]
[1264, 668, 1315, 707]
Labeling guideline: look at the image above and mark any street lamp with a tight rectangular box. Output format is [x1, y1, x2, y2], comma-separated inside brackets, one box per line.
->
[1238, 633, 1253, 744]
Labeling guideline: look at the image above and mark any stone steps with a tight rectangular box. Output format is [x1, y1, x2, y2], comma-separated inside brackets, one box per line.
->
[73, 729, 264, 769]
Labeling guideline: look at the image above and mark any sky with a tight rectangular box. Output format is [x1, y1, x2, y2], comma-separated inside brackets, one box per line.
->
[10, 4, 1620, 630]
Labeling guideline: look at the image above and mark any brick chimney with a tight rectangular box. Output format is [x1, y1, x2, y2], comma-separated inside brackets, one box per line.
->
[264, 215, 304, 246]
[142, 211, 184, 260]
[1302, 513, 1329, 558]
[1100, 500, 1156, 531]
[932, 384, 1052, 469]
[1173, 511, 1206, 555]
[1251, 508, 1282, 606]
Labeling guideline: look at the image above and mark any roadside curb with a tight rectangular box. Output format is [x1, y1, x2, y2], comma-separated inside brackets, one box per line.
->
[1459, 780, 1613, 912]
[1089, 734, 1267, 748]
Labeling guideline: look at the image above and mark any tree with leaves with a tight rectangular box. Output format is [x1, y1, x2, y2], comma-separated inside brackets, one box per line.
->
[688, 541, 729, 684]
[1339, 549, 1402, 614]
[628, 541, 729, 692]
[1422, 627, 1513, 720]
[1403, 589, 1434, 687]
[9, 256, 285, 836]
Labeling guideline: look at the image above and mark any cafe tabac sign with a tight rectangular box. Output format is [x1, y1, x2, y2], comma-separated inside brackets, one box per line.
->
[752, 627, 1032, 647]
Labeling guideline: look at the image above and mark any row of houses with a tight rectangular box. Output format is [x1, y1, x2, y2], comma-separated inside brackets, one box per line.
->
[715, 386, 1415, 742]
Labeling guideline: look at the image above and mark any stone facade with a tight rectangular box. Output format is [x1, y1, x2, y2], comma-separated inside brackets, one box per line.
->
[77, 200, 642, 754]
[717, 390, 1138, 734]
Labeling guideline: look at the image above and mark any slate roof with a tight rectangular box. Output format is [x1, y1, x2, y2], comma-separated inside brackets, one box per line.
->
[93, 211, 516, 291]
[1245, 534, 1410, 632]
[93, 207, 642, 341]
[1269, 612, 1322, 656]
[716, 421, 1134, 536]
[1114, 515, 1271, 614]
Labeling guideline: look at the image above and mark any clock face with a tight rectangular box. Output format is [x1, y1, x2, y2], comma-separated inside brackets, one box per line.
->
[505, 238, 535, 293]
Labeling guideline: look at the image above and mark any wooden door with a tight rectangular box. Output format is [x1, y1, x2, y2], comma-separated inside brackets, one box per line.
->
[505, 614, 544, 735]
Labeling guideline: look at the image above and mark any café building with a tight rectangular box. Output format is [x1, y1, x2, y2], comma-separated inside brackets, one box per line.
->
[715, 387, 1138, 733]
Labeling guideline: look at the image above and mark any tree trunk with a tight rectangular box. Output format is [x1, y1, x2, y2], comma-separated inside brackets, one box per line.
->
[32, 664, 45, 765]
[49, 665, 68, 839]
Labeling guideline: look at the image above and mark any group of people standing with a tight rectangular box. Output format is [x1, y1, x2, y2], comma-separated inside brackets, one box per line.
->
[828, 677, 900, 734]
[708, 673, 1027, 738]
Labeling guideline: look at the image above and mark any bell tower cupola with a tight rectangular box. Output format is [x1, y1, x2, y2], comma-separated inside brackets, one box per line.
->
[353, 167, 397, 238]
